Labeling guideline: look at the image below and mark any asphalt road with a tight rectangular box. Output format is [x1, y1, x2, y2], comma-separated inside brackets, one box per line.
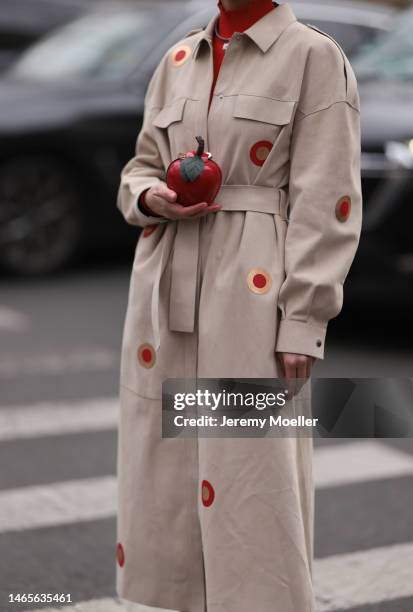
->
[0, 260, 412, 612]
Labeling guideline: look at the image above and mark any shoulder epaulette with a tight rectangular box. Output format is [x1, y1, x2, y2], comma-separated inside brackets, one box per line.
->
[184, 27, 204, 39]
[305, 23, 357, 101]
[305, 23, 348, 59]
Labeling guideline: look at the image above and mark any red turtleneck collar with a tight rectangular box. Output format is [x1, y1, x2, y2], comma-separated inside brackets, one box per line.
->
[209, 1, 277, 109]
[216, 0, 276, 37]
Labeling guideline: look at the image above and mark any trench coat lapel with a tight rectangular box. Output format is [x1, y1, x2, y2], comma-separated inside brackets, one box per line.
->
[192, 2, 298, 61]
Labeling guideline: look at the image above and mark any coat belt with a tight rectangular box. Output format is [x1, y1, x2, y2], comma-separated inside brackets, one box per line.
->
[150, 185, 289, 349]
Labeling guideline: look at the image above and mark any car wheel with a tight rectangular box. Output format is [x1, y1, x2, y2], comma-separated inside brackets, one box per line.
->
[0, 156, 84, 275]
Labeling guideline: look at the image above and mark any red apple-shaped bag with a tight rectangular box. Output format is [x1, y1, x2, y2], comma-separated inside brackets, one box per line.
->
[166, 136, 222, 206]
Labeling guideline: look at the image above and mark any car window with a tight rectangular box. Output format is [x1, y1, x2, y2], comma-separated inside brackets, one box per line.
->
[302, 19, 381, 56]
[352, 8, 413, 80]
[9, 10, 178, 82]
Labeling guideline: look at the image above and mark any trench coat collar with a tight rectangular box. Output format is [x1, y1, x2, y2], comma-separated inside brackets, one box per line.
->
[192, 2, 297, 59]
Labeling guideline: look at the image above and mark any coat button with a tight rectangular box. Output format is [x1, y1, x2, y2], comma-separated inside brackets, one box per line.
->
[250, 140, 273, 166]
[316, 339, 322, 347]
[137, 343, 156, 368]
[335, 195, 351, 222]
[202, 480, 215, 507]
[116, 543, 125, 568]
[247, 268, 272, 294]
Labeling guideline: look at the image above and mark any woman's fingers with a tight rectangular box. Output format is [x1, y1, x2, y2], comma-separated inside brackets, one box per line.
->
[159, 187, 178, 203]
[164, 201, 222, 219]
[296, 355, 308, 380]
[192, 203, 222, 217]
[282, 354, 299, 397]
[145, 185, 222, 219]
[306, 356, 315, 379]
[276, 352, 316, 398]
[167, 201, 209, 218]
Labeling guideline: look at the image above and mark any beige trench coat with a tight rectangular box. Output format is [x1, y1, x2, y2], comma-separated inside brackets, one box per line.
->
[116, 3, 362, 611]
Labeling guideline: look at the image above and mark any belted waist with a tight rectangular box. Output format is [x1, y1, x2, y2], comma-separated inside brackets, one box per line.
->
[213, 185, 289, 216]
[151, 185, 289, 349]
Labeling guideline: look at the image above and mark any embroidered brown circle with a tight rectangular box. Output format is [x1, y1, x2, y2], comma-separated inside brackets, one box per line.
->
[250, 140, 273, 166]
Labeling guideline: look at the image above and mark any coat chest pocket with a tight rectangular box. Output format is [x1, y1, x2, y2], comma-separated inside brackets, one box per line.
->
[233, 95, 295, 126]
[233, 95, 295, 146]
[152, 97, 198, 158]
[231, 95, 296, 174]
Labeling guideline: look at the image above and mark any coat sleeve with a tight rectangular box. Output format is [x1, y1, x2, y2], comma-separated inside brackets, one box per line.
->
[116, 59, 170, 228]
[275, 35, 362, 360]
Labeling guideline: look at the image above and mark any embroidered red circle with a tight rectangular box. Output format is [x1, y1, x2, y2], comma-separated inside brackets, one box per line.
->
[137, 343, 156, 368]
[250, 140, 273, 166]
[335, 196, 352, 222]
[247, 268, 272, 294]
[202, 480, 215, 507]
[171, 45, 191, 66]
[117, 543, 125, 568]
[253, 273, 267, 289]
[143, 225, 157, 237]
[175, 49, 186, 62]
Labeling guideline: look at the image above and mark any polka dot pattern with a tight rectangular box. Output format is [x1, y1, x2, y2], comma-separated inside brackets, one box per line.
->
[137, 343, 156, 369]
[250, 140, 273, 166]
[247, 268, 272, 294]
[202, 480, 215, 507]
[117, 543, 125, 568]
[335, 195, 351, 222]
[170, 45, 191, 67]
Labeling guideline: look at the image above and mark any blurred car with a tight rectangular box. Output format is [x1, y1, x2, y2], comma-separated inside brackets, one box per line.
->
[0, 0, 102, 73]
[0, 0, 397, 275]
[291, 0, 395, 56]
[347, 6, 413, 299]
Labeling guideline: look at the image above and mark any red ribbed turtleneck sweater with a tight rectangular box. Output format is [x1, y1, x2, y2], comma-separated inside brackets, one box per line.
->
[139, 0, 277, 214]
[210, 0, 277, 107]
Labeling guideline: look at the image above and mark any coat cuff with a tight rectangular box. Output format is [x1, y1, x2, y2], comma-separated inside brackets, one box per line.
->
[134, 180, 168, 227]
[138, 188, 163, 218]
[275, 318, 327, 360]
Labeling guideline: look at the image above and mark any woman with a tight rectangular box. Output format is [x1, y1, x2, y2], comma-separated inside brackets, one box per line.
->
[116, 0, 362, 610]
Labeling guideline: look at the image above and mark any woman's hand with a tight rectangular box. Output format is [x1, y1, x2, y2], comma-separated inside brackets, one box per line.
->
[144, 184, 222, 220]
[275, 352, 316, 398]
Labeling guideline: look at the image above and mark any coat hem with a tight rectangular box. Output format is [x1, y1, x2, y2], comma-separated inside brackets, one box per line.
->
[117, 591, 182, 611]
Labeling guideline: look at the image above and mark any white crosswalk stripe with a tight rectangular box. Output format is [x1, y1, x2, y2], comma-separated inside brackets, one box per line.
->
[314, 439, 413, 488]
[0, 476, 117, 533]
[0, 349, 117, 379]
[0, 399, 118, 441]
[1, 440, 413, 533]
[315, 542, 413, 611]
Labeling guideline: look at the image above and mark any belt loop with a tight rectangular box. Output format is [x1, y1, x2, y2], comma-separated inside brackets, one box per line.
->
[169, 218, 200, 333]
[151, 231, 170, 351]
[280, 187, 290, 221]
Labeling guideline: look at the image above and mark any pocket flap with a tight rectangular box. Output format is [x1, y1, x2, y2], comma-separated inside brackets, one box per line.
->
[233, 95, 295, 125]
[152, 98, 186, 128]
